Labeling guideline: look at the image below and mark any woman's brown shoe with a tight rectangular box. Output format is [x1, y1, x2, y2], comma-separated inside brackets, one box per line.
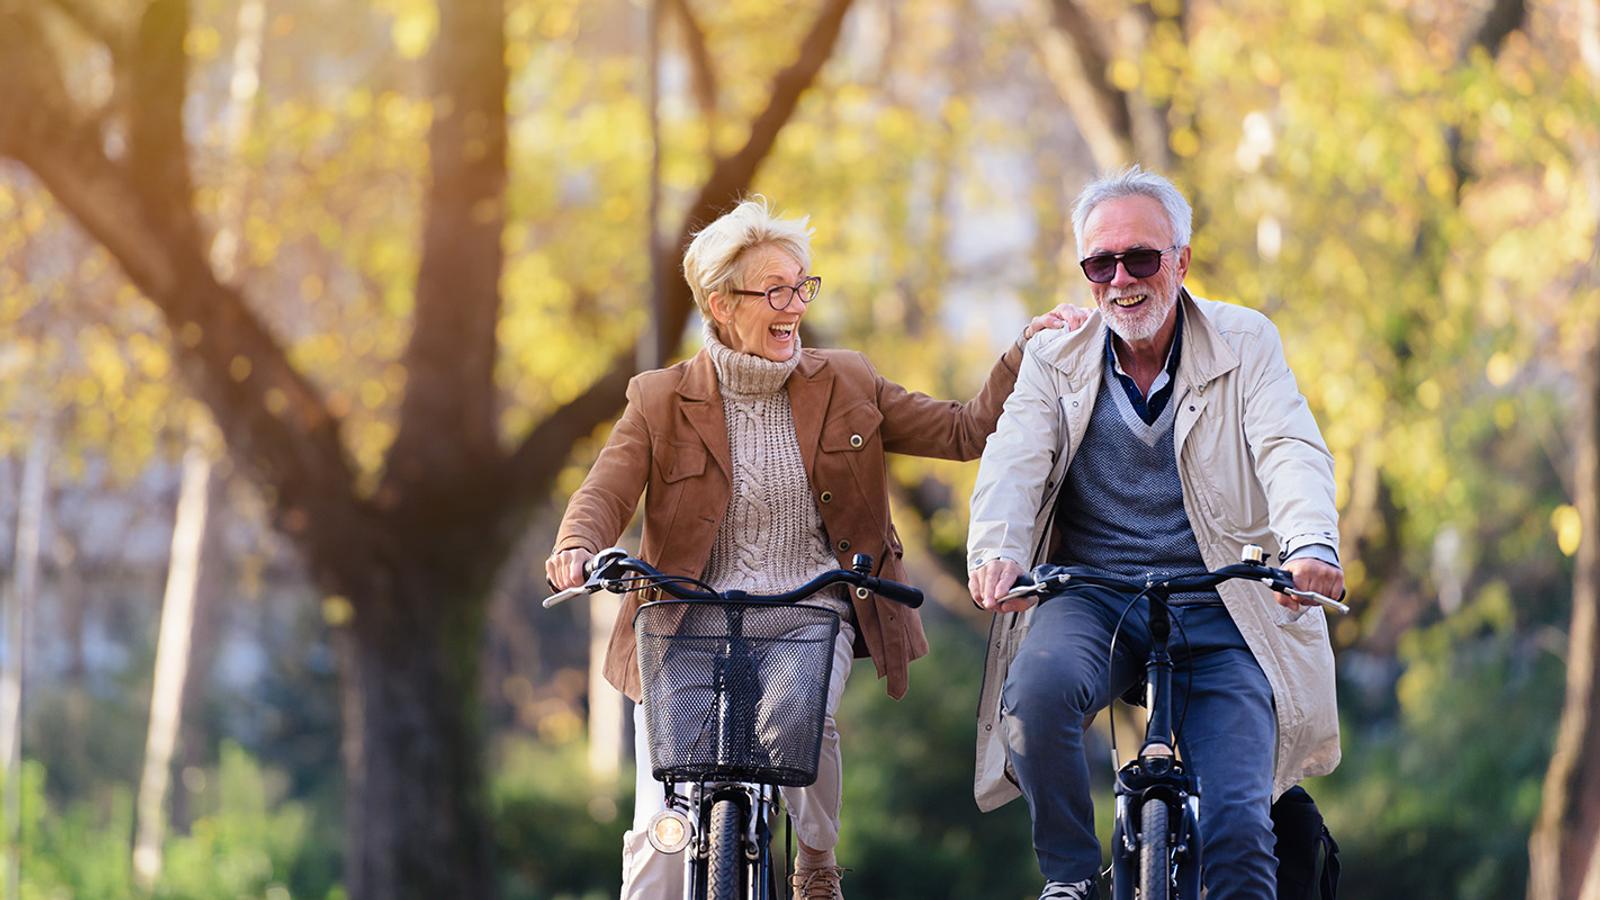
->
[790, 865, 846, 900]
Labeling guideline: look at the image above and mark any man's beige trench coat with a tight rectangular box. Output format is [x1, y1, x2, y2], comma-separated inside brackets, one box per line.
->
[966, 291, 1341, 812]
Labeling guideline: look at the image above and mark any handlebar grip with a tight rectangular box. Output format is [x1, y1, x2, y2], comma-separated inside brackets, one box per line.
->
[865, 578, 924, 609]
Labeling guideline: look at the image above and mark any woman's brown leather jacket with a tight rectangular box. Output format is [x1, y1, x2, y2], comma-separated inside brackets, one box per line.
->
[555, 342, 1023, 702]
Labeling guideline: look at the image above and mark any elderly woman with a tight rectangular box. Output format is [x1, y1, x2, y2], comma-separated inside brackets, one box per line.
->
[547, 197, 1084, 900]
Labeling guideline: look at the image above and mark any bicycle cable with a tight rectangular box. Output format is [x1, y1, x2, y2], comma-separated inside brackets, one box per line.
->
[1104, 584, 1197, 774]
[603, 571, 721, 597]
[1104, 589, 1142, 776]
[1168, 604, 1194, 750]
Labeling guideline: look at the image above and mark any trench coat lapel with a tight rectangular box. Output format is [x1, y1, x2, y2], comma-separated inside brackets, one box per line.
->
[1173, 290, 1240, 458]
[787, 350, 832, 483]
[676, 351, 732, 480]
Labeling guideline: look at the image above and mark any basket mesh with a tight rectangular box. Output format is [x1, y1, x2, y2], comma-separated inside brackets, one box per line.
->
[635, 601, 840, 786]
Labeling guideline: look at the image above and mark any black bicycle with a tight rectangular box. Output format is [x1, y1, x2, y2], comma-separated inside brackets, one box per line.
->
[545, 547, 923, 900]
[998, 545, 1348, 900]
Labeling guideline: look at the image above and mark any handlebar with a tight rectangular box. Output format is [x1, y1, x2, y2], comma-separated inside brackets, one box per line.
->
[998, 547, 1350, 615]
[543, 548, 924, 610]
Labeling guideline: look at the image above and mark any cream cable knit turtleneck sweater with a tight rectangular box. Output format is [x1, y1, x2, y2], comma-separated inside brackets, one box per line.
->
[701, 327, 851, 618]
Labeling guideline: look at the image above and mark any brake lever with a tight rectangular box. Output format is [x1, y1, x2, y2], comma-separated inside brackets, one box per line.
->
[544, 546, 632, 609]
[999, 583, 1047, 602]
[999, 573, 1072, 603]
[542, 585, 592, 609]
[1270, 582, 1351, 615]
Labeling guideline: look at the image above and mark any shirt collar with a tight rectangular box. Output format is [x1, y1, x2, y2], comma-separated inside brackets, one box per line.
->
[1104, 302, 1184, 395]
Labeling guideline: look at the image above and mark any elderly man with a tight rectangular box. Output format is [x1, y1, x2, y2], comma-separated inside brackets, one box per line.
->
[966, 167, 1344, 900]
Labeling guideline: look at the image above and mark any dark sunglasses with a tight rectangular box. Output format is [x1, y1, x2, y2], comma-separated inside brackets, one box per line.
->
[1079, 246, 1177, 284]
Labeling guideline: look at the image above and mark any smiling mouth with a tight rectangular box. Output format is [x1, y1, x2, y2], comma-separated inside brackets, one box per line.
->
[769, 322, 796, 340]
[1110, 293, 1149, 309]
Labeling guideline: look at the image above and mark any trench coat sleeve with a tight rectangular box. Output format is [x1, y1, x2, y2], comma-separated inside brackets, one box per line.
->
[1238, 319, 1340, 560]
[553, 376, 653, 555]
[871, 340, 1026, 461]
[966, 340, 1063, 573]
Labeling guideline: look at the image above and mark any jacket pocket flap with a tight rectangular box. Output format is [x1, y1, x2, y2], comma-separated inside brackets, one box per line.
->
[820, 402, 884, 452]
[653, 441, 707, 483]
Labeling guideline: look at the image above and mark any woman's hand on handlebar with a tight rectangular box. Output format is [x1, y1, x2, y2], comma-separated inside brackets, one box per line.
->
[969, 558, 1033, 613]
[1278, 557, 1343, 611]
[545, 547, 595, 590]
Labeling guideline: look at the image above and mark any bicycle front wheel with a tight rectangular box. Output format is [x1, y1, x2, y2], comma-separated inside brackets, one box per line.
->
[707, 797, 746, 900]
[1138, 798, 1170, 900]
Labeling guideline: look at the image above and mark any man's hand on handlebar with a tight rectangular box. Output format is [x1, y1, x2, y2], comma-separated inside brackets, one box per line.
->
[1278, 557, 1343, 612]
[969, 558, 1033, 613]
[545, 547, 594, 591]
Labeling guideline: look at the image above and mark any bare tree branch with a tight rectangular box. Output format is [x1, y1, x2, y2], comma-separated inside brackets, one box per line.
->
[1446, 0, 1527, 199]
[1025, 0, 1134, 171]
[1119, 1, 1183, 170]
[42, 0, 128, 53]
[382, 0, 508, 508]
[126, 0, 199, 243]
[0, 3, 369, 585]
[1466, 0, 1528, 60]
[505, 0, 858, 508]
[665, 0, 718, 125]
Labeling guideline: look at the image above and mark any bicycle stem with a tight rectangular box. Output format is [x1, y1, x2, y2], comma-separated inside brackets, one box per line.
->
[1142, 593, 1177, 764]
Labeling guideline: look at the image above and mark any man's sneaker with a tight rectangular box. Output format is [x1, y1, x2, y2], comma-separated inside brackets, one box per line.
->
[790, 865, 846, 900]
[1040, 878, 1097, 900]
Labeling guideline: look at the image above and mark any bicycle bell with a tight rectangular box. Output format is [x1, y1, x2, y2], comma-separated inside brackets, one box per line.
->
[1240, 544, 1266, 565]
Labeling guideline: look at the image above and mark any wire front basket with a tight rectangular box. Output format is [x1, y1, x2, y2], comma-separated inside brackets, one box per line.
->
[635, 600, 841, 787]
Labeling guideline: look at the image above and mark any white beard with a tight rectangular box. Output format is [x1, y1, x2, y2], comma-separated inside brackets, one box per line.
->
[1100, 286, 1179, 343]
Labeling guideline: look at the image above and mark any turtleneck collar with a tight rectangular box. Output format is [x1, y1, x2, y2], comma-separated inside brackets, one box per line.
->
[704, 323, 802, 398]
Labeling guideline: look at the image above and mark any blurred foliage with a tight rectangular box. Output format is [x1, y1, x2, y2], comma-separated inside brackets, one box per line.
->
[1316, 580, 1567, 900]
[835, 614, 1042, 899]
[492, 736, 632, 900]
[10, 746, 340, 900]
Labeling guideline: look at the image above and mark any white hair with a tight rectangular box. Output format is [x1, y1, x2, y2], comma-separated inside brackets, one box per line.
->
[682, 196, 813, 327]
[1070, 165, 1193, 257]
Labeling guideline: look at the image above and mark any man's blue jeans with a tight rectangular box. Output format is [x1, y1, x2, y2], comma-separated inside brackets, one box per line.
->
[1000, 578, 1278, 899]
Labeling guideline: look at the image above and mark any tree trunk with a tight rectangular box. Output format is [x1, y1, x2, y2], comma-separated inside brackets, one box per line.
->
[133, 0, 264, 876]
[1, 425, 50, 900]
[1528, 5, 1600, 896]
[1530, 330, 1600, 900]
[133, 427, 217, 888]
[337, 562, 496, 899]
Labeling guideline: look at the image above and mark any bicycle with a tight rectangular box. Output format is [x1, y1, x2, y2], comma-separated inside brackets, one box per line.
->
[998, 544, 1348, 900]
[544, 547, 923, 900]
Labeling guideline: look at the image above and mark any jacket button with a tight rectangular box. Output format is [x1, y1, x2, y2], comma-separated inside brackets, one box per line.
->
[849, 433, 864, 449]
[820, 491, 832, 503]
[854, 586, 870, 600]
[838, 539, 851, 552]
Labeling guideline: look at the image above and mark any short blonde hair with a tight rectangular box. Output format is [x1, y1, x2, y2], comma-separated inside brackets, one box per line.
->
[682, 197, 813, 327]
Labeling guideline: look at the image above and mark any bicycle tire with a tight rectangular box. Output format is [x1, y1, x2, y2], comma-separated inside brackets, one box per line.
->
[707, 798, 745, 900]
[1139, 799, 1170, 900]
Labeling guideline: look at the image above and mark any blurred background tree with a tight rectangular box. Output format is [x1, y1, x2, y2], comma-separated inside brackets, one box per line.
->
[0, 0, 1595, 898]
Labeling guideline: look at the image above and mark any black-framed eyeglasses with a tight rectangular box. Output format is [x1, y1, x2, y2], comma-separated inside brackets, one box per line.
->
[1078, 247, 1178, 284]
[730, 275, 822, 310]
